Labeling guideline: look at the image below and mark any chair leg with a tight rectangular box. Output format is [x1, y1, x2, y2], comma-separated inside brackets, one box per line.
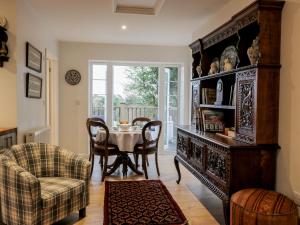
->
[79, 207, 86, 218]
[134, 153, 139, 169]
[142, 154, 148, 179]
[146, 156, 149, 166]
[101, 155, 108, 182]
[89, 143, 92, 161]
[155, 152, 160, 176]
[90, 154, 94, 177]
[100, 156, 104, 170]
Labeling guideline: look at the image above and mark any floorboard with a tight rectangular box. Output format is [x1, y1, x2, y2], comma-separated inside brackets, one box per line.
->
[51, 153, 223, 225]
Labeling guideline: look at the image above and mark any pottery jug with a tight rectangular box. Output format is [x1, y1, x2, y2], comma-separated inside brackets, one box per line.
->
[247, 36, 260, 65]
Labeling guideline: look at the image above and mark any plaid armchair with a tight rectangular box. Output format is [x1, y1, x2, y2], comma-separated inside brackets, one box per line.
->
[0, 143, 91, 225]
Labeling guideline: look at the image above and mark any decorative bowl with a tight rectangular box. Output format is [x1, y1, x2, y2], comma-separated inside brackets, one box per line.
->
[119, 124, 131, 132]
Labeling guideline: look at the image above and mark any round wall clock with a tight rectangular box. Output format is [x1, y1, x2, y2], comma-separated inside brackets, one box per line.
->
[65, 69, 81, 85]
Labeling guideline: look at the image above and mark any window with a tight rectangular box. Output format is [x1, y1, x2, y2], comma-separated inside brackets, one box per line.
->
[90, 64, 107, 120]
[89, 61, 183, 151]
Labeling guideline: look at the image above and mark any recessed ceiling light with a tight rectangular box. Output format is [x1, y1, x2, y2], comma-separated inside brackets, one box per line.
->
[121, 25, 127, 30]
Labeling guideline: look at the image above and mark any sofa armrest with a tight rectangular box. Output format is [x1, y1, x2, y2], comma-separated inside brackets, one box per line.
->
[0, 155, 41, 225]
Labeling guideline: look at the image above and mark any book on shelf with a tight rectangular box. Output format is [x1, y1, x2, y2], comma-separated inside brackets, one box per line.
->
[201, 109, 224, 132]
[232, 84, 236, 106]
[228, 84, 236, 106]
[201, 88, 216, 105]
[198, 108, 204, 131]
[229, 85, 233, 105]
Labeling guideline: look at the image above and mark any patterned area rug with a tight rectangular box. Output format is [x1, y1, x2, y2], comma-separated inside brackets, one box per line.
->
[104, 180, 188, 225]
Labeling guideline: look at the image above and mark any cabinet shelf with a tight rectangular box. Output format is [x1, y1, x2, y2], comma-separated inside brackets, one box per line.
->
[191, 64, 256, 82]
[199, 104, 235, 110]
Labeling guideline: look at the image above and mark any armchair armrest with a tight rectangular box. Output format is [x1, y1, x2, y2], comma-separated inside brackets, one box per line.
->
[58, 149, 91, 204]
[0, 155, 41, 225]
[58, 148, 91, 182]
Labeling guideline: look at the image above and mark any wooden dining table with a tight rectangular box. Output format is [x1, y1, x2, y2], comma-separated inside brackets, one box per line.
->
[96, 127, 151, 176]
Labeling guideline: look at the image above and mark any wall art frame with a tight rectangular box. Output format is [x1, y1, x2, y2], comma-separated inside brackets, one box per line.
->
[26, 73, 42, 98]
[26, 42, 42, 73]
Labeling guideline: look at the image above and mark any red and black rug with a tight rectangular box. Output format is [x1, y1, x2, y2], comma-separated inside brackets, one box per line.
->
[104, 180, 188, 225]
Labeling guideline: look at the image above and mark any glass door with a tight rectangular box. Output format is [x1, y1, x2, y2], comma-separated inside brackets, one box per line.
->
[163, 67, 179, 151]
[89, 62, 182, 152]
[90, 63, 107, 121]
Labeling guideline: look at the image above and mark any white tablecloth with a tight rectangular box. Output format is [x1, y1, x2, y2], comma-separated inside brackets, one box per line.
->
[96, 129, 150, 152]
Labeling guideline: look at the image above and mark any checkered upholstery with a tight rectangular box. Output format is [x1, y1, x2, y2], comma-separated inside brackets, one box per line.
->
[0, 143, 91, 225]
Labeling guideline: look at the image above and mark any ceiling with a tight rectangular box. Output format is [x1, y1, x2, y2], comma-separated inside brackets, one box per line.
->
[27, 0, 230, 46]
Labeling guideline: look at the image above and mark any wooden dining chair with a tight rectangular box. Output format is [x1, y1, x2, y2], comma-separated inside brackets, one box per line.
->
[132, 117, 151, 167]
[86, 120, 119, 181]
[89, 116, 105, 124]
[133, 120, 162, 179]
[132, 117, 151, 126]
[86, 117, 106, 166]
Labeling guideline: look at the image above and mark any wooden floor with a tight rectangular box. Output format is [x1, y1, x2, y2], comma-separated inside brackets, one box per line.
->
[54, 153, 221, 225]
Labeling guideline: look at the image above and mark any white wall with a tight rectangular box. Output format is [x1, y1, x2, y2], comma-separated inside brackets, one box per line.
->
[0, 0, 17, 127]
[59, 42, 191, 154]
[278, 0, 300, 210]
[192, 0, 300, 211]
[16, 0, 58, 142]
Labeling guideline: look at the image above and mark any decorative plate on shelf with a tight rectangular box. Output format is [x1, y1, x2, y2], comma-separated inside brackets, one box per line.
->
[65, 69, 81, 85]
[220, 46, 239, 72]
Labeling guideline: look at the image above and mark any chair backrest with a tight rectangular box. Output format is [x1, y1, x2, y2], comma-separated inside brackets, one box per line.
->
[7, 143, 63, 177]
[132, 117, 151, 126]
[141, 120, 162, 149]
[87, 116, 105, 124]
[86, 119, 109, 149]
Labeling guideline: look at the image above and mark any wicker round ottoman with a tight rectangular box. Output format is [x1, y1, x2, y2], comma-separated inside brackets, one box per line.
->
[230, 188, 298, 225]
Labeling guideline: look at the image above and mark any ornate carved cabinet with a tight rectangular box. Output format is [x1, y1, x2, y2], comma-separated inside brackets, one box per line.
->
[174, 1, 284, 224]
[175, 127, 277, 224]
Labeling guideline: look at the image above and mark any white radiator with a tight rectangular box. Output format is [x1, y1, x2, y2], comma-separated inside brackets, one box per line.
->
[24, 127, 51, 143]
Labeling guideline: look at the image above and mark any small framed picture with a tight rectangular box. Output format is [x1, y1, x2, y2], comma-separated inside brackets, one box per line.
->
[26, 42, 42, 73]
[26, 73, 42, 98]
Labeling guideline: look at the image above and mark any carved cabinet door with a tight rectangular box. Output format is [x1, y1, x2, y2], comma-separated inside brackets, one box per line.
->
[177, 130, 190, 160]
[191, 80, 200, 128]
[235, 68, 257, 144]
[190, 137, 206, 172]
[205, 144, 230, 194]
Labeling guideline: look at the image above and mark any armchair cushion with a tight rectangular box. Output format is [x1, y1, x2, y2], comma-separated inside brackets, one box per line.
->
[39, 177, 85, 208]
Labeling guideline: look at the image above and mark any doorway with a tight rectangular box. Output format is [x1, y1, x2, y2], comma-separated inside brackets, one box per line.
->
[89, 61, 182, 151]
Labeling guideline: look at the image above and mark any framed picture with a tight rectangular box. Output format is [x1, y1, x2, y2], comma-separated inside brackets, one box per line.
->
[26, 73, 42, 98]
[26, 42, 42, 73]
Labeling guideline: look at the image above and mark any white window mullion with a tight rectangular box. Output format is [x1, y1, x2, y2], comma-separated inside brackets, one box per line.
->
[106, 63, 113, 127]
[158, 66, 165, 151]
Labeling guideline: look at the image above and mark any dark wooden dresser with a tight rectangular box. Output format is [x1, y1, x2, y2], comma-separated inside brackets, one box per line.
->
[174, 1, 284, 224]
[174, 126, 277, 224]
[0, 128, 17, 151]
